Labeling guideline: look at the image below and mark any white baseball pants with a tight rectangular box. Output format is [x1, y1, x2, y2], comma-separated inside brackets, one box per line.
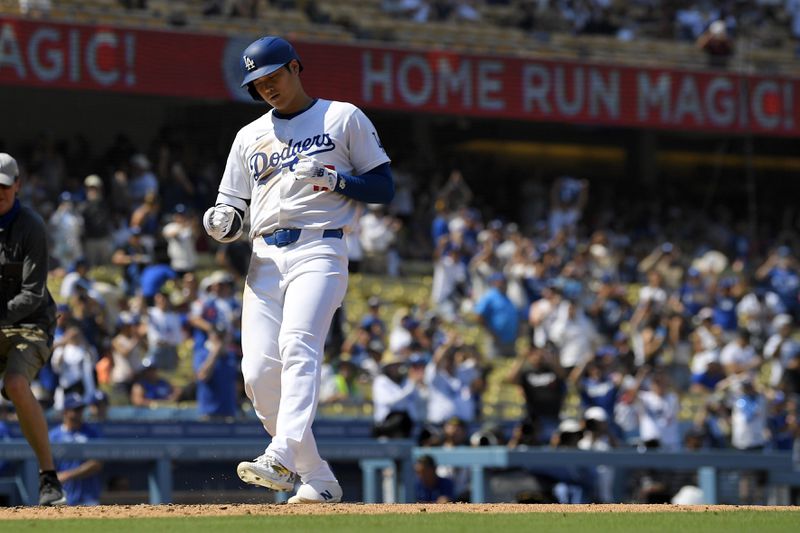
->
[240, 230, 348, 484]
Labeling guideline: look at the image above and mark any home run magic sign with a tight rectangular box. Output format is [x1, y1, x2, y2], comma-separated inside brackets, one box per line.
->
[1, 17, 797, 136]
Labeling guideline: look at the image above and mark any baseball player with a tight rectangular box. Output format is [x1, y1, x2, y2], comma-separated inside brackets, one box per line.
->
[203, 36, 394, 503]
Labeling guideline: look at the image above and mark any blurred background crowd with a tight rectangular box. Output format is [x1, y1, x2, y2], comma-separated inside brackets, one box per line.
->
[1, 127, 799, 503]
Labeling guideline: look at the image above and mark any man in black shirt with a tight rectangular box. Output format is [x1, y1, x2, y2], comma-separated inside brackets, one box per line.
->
[506, 346, 567, 444]
[79, 174, 113, 267]
[0, 153, 65, 505]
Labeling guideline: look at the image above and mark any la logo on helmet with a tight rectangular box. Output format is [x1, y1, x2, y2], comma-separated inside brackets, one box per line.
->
[244, 56, 256, 71]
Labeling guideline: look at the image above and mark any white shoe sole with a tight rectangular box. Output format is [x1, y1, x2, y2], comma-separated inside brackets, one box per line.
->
[237, 462, 294, 492]
[287, 494, 342, 504]
[40, 495, 67, 506]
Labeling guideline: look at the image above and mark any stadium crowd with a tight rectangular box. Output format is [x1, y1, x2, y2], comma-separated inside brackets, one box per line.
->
[12, 1, 800, 52]
[1, 129, 799, 504]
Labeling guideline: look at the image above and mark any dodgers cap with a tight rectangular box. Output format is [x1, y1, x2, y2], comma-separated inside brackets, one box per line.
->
[240, 36, 302, 87]
[0, 153, 19, 186]
[63, 393, 87, 411]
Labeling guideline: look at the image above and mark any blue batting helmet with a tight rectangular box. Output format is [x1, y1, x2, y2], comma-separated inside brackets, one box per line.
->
[240, 36, 302, 100]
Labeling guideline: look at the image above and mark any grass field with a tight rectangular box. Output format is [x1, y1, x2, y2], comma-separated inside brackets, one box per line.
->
[2, 511, 799, 533]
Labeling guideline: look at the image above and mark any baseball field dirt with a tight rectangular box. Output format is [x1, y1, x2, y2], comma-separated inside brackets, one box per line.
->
[0, 502, 798, 519]
[1, 504, 799, 533]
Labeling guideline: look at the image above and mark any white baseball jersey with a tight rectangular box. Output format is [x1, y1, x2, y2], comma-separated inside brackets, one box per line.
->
[218, 99, 390, 239]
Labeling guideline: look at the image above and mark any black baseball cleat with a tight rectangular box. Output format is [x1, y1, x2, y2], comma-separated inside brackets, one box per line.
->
[39, 471, 66, 506]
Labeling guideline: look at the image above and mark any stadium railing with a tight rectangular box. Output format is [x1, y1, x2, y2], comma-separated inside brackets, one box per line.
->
[412, 446, 800, 504]
[2, 439, 799, 505]
[0, 438, 415, 506]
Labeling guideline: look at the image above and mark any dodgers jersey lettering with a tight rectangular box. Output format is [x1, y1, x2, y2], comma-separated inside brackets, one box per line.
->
[218, 99, 390, 238]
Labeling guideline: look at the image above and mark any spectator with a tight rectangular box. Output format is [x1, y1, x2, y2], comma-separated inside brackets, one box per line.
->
[767, 392, 795, 451]
[549, 299, 597, 371]
[130, 191, 161, 252]
[79, 174, 113, 267]
[360, 296, 387, 341]
[756, 246, 800, 319]
[713, 278, 740, 337]
[437, 416, 471, 502]
[320, 355, 364, 405]
[372, 353, 425, 436]
[425, 336, 476, 424]
[679, 268, 711, 317]
[130, 358, 180, 407]
[529, 285, 562, 349]
[452, 0, 480, 21]
[719, 329, 761, 376]
[474, 273, 520, 359]
[50, 326, 97, 411]
[139, 244, 178, 307]
[634, 369, 681, 451]
[388, 312, 422, 356]
[719, 375, 769, 503]
[763, 314, 800, 388]
[360, 338, 388, 378]
[127, 153, 158, 207]
[359, 205, 401, 276]
[414, 455, 454, 503]
[87, 390, 109, 423]
[437, 169, 473, 212]
[430, 199, 450, 247]
[579, 406, 617, 451]
[18, 0, 52, 16]
[586, 277, 631, 338]
[162, 203, 198, 275]
[736, 286, 772, 345]
[341, 326, 373, 368]
[189, 271, 238, 353]
[575, 350, 622, 421]
[194, 324, 239, 421]
[638, 243, 684, 291]
[549, 418, 591, 503]
[578, 406, 617, 503]
[431, 240, 469, 323]
[718, 376, 768, 451]
[111, 227, 152, 296]
[690, 348, 726, 394]
[59, 258, 92, 301]
[49, 192, 84, 269]
[0, 407, 11, 481]
[548, 175, 588, 239]
[145, 291, 183, 371]
[48, 394, 103, 506]
[636, 270, 669, 312]
[67, 281, 107, 351]
[505, 346, 567, 444]
[108, 311, 147, 394]
[697, 20, 734, 68]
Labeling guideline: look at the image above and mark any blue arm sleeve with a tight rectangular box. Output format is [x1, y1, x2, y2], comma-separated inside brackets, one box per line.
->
[336, 163, 395, 204]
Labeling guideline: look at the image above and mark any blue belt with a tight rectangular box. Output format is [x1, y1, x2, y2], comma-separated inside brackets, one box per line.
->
[262, 228, 343, 248]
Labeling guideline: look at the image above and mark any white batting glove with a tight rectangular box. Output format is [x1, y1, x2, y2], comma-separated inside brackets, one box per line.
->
[203, 204, 243, 243]
[293, 154, 341, 191]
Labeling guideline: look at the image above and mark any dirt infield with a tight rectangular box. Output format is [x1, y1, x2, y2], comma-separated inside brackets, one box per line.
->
[0, 503, 798, 520]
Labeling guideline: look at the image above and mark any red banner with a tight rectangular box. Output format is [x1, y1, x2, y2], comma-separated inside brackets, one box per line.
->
[1, 17, 798, 136]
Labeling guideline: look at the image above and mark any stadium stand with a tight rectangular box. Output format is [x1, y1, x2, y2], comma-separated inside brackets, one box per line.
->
[1, 0, 798, 72]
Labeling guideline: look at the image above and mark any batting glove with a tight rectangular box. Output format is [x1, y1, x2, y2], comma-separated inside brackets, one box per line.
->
[203, 204, 243, 243]
[293, 154, 342, 191]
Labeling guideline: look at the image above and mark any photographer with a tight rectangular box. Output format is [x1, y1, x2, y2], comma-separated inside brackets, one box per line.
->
[0, 153, 65, 505]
